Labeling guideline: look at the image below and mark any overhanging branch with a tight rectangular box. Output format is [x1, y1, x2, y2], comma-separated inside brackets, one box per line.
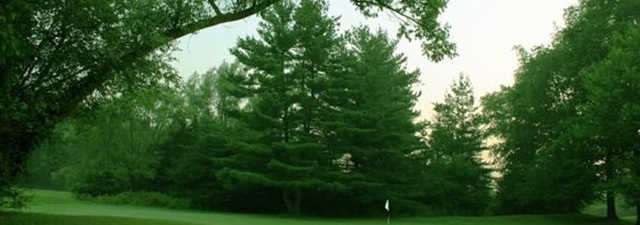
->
[207, 0, 223, 15]
[56, 0, 282, 117]
[350, 0, 421, 25]
[170, 0, 280, 39]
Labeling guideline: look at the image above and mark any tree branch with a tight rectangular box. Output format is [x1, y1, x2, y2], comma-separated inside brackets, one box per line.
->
[56, 0, 282, 117]
[207, 0, 223, 15]
[169, 0, 280, 39]
[350, 0, 421, 25]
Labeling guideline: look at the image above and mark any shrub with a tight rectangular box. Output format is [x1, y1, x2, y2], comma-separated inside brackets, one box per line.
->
[0, 185, 30, 209]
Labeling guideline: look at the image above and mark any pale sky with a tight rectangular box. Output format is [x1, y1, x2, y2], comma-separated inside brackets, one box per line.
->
[170, 0, 579, 120]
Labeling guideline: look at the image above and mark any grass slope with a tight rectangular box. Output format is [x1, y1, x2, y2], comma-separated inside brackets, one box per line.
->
[0, 189, 635, 225]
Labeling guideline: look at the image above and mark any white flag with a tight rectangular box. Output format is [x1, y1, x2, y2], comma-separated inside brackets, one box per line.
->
[384, 199, 390, 212]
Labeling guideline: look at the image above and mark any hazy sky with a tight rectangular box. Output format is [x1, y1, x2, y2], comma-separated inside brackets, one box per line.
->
[170, 0, 579, 120]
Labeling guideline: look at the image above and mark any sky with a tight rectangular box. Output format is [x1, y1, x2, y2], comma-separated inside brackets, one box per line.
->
[170, 0, 579, 120]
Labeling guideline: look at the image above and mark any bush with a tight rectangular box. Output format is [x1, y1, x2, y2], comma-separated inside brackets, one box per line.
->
[66, 171, 128, 197]
[0, 185, 30, 209]
[78, 191, 191, 209]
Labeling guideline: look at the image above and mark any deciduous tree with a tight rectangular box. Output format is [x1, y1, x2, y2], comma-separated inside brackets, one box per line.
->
[481, 0, 640, 216]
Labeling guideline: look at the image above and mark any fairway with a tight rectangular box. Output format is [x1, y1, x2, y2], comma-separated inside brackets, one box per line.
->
[0, 189, 634, 225]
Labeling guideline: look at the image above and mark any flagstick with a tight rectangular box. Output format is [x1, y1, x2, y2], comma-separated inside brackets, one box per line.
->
[384, 199, 390, 224]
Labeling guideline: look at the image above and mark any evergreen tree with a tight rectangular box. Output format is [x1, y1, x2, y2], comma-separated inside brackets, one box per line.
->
[154, 64, 256, 210]
[323, 26, 424, 214]
[423, 74, 491, 214]
[428, 75, 484, 161]
[221, 0, 345, 214]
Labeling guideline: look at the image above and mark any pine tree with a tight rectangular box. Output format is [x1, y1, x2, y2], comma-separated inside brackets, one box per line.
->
[428, 75, 484, 161]
[221, 0, 344, 214]
[425, 74, 491, 214]
[323, 26, 424, 212]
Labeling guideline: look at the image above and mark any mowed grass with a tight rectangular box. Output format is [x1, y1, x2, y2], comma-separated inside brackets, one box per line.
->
[1, 189, 635, 225]
[1, 212, 198, 225]
[583, 199, 637, 222]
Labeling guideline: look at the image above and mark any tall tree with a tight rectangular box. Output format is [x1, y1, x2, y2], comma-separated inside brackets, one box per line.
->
[581, 25, 640, 225]
[482, 0, 640, 216]
[482, 45, 600, 214]
[425, 74, 491, 214]
[220, 0, 345, 214]
[423, 74, 491, 215]
[323, 26, 424, 213]
[428, 75, 484, 160]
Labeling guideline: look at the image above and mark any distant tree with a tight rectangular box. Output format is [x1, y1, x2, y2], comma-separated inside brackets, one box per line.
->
[214, 62, 248, 127]
[423, 74, 491, 215]
[25, 122, 78, 190]
[428, 75, 484, 161]
[50, 87, 181, 196]
[0, 0, 455, 204]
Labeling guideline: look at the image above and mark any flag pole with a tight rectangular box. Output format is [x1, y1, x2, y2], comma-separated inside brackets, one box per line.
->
[384, 199, 390, 224]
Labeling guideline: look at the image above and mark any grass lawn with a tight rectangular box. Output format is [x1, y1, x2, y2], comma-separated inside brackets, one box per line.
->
[1, 189, 636, 225]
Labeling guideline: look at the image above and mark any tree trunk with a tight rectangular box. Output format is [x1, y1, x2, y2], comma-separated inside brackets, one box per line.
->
[606, 191, 618, 220]
[282, 188, 291, 212]
[605, 149, 618, 220]
[636, 201, 639, 225]
[1, 130, 39, 187]
[293, 188, 301, 214]
[282, 188, 301, 215]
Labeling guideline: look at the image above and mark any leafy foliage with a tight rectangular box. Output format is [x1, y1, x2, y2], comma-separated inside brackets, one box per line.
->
[581, 25, 640, 218]
[481, 0, 640, 218]
[34, 87, 181, 196]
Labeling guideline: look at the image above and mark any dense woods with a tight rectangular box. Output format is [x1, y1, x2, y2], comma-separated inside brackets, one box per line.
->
[2, 0, 640, 223]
